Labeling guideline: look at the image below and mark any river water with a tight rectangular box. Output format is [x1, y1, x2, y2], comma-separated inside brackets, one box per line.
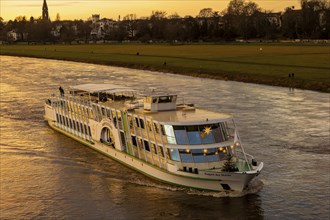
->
[0, 56, 329, 219]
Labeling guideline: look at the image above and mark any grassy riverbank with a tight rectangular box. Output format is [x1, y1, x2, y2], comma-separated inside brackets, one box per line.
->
[1, 43, 329, 92]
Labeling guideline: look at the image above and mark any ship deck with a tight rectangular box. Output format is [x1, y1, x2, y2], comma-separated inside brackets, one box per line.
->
[87, 97, 233, 124]
[68, 83, 233, 124]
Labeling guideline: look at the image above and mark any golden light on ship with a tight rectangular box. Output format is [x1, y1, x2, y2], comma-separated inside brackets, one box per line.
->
[203, 126, 212, 135]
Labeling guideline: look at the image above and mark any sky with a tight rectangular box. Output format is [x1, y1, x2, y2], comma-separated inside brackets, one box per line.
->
[1, 0, 301, 21]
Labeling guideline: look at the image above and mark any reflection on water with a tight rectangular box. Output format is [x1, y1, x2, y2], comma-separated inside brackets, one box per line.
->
[0, 56, 329, 219]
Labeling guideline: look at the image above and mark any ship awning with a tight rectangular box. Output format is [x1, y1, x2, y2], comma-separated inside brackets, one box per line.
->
[69, 83, 136, 94]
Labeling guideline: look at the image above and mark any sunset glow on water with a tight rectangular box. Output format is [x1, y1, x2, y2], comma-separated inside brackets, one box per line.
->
[1, 56, 329, 219]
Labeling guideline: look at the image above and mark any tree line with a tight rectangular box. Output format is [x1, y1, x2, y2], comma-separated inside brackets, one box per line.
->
[0, 0, 329, 44]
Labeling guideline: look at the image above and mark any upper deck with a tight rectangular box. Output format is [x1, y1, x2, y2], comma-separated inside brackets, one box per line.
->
[69, 83, 233, 124]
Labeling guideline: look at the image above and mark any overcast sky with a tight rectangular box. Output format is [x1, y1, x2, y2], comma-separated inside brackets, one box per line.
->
[1, 0, 301, 21]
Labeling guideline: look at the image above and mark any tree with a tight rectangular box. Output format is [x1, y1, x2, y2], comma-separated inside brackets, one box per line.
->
[59, 24, 74, 44]
[123, 14, 137, 39]
[281, 7, 303, 39]
[0, 17, 5, 41]
[221, 156, 239, 172]
[227, 0, 245, 16]
[168, 12, 181, 19]
[198, 8, 214, 18]
[75, 20, 92, 43]
[150, 11, 167, 40]
[225, 0, 261, 39]
[300, 0, 329, 38]
[150, 10, 167, 20]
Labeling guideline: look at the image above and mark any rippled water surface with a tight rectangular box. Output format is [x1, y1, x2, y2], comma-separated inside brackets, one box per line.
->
[1, 56, 329, 219]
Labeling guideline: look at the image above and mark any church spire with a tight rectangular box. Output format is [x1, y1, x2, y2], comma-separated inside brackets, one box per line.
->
[42, 0, 49, 20]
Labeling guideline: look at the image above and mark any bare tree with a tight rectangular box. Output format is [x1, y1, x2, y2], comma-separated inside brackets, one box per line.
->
[123, 14, 137, 39]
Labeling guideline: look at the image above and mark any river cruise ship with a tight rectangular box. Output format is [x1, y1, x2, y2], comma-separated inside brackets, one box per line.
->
[44, 83, 263, 192]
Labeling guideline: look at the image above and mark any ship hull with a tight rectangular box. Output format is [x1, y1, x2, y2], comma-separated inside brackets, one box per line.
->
[47, 120, 262, 193]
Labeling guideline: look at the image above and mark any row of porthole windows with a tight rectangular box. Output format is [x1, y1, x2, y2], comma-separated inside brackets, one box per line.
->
[168, 147, 232, 163]
[56, 113, 91, 136]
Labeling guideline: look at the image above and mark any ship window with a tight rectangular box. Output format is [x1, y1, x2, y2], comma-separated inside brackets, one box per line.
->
[187, 131, 202, 145]
[131, 136, 137, 147]
[158, 146, 164, 157]
[193, 155, 207, 163]
[179, 149, 194, 162]
[191, 149, 214, 163]
[153, 123, 159, 133]
[152, 97, 158, 103]
[76, 122, 80, 132]
[160, 125, 165, 135]
[144, 140, 150, 151]
[140, 118, 145, 129]
[173, 126, 188, 144]
[219, 123, 227, 141]
[159, 96, 172, 103]
[202, 134, 214, 144]
[213, 126, 223, 142]
[207, 154, 220, 162]
[168, 149, 180, 161]
[135, 117, 145, 129]
[164, 125, 176, 144]
[120, 131, 126, 147]
[191, 149, 204, 155]
[88, 126, 91, 136]
[84, 125, 87, 134]
[185, 126, 201, 145]
[101, 107, 106, 116]
[152, 144, 157, 154]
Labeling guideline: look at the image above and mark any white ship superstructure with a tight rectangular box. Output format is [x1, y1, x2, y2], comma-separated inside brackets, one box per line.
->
[44, 83, 263, 192]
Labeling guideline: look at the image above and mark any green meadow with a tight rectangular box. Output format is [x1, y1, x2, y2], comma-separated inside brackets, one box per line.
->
[1, 43, 329, 92]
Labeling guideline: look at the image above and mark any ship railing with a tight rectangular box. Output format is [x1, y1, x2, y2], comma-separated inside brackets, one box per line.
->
[235, 149, 254, 164]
